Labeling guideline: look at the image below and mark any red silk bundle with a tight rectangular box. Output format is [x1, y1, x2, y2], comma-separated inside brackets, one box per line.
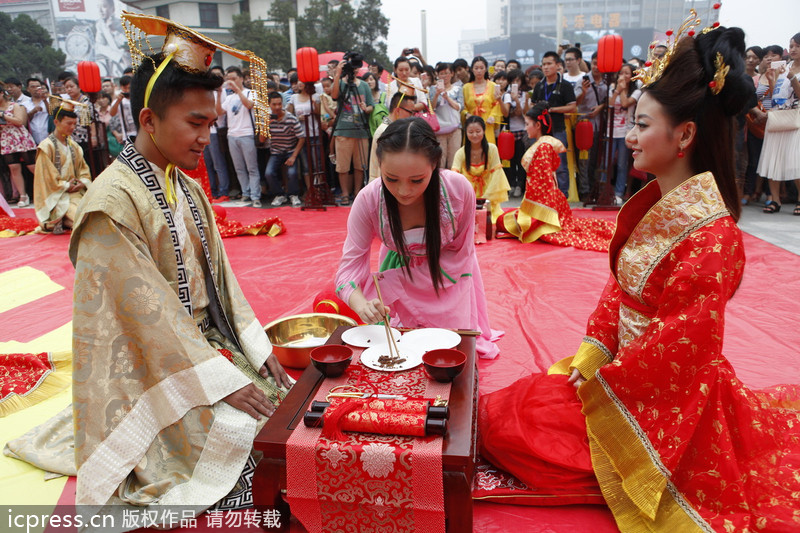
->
[321, 402, 428, 440]
[319, 397, 432, 415]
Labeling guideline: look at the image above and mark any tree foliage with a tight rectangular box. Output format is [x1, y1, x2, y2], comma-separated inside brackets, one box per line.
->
[231, 13, 291, 72]
[230, 0, 390, 73]
[0, 13, 66, 80]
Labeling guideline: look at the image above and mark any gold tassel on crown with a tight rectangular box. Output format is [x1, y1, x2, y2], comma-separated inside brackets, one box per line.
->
[121, 11, 270, 136]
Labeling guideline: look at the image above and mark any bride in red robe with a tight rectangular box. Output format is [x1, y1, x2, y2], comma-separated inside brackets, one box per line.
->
[497, 102, 615, 252]
[480, 25, 800, 532]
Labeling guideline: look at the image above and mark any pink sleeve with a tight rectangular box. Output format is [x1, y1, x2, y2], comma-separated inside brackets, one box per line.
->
[439, 170, 478, 277]
[335, 180, 380, 305]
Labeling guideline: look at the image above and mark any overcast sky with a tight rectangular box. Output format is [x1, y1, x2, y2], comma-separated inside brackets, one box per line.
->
[383, 0, 798, 63]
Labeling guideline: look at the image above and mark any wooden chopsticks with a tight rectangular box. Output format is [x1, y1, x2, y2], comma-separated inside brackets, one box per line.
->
[372, 274, 402, 359]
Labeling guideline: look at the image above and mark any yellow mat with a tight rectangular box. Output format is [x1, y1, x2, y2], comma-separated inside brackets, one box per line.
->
[1, 276, 73, 508]
[0, 266, 64, 314]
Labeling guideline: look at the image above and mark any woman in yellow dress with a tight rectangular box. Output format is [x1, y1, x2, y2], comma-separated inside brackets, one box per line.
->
[463, 56, 503, 143]
[451, 115, 510, 222]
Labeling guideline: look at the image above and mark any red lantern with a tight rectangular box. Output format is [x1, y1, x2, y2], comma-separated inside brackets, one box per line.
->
[77, 61, 101, 93]
[575, 120, 594, 151]
[296, 47, 320, 83]
[497, 130, 515, 160]
[597, 34, 624, 74]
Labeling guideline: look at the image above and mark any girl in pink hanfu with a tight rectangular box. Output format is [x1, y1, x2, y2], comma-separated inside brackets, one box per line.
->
[335, 117, 502, 359]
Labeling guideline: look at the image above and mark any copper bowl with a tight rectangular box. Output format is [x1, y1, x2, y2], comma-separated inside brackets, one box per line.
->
[423, 349, 467, 382]
[264, 313, 358, 369]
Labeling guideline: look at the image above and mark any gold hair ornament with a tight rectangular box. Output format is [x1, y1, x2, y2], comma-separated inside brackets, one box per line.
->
[633, 9, 703, 89]
[708, 52, 729, 95]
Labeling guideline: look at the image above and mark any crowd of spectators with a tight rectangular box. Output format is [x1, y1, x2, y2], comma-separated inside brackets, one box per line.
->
[2, 32, 798, 215]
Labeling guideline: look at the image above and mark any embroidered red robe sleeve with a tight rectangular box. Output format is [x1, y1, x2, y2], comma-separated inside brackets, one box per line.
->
[566, 276, 623, 379]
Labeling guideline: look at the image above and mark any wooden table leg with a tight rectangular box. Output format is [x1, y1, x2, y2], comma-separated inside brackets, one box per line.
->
[253, 457, 289, 531]
[443, 470, 473, 533]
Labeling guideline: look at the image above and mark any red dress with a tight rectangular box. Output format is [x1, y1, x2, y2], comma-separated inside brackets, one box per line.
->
[480, 172, 800, 531]
[497, 136, 615, 252]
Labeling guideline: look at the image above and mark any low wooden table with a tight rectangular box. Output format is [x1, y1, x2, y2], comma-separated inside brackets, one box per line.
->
[253, 326, 478, 532]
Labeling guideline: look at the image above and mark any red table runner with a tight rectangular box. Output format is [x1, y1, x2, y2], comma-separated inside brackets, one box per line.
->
[286, 351, 450, 532]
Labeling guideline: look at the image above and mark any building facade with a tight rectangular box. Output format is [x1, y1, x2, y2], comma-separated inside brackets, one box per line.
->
[0, 0, 317, 77]
[472, 0, 717, 67]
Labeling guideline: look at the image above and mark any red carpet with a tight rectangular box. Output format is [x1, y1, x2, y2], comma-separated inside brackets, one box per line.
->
[3, 205, 800, 532]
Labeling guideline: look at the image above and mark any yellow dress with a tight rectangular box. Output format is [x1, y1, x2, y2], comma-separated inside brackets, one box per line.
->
[463, 81, 503, 144]
[452, 143, 510, 223]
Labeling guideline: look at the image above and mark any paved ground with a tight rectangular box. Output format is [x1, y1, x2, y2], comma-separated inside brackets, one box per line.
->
[735, 202, 800, 255]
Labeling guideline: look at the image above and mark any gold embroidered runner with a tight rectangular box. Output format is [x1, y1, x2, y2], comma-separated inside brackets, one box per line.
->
[286, 349, 449, 532]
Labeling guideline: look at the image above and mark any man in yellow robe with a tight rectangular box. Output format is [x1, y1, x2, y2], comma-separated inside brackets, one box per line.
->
[32, 103, 91, 234]
[67, 13, 291, 525]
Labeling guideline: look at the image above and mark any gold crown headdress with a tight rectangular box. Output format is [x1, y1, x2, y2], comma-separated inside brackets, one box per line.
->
[121, 11, 269, 137]
[633, 6, 727, 95]
[48, 95, 91, 126]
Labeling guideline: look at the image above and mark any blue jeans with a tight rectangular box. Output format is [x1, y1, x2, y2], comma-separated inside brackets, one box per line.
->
[553, 130, 570, 197]
[611, 137, 629, 197]
[204, 133, 230, 196]
[266, 152, 300, 196]
[227, 135, 261, 200]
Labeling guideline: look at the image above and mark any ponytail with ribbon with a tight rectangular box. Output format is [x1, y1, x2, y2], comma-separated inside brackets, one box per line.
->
[537, 108, 552, 134]
[527, 101, 552, 135]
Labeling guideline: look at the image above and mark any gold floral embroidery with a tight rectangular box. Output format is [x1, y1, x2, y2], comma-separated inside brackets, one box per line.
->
[618, 304, 652, 349]
[124, 286, 160, 315]
[321, 443, 346, 469]
[113, 345, 134, 375]
[360, 442, 396, 478]
[617, 172, 729, 302]
[74, 268, 102, 303]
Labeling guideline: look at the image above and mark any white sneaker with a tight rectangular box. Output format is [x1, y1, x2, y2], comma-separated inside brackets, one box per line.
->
[512, 186, 522, 198]
[252, 199, 262, 208]
[290, 195, 302, 207]
[614, 195, 624, 206]
[271, 195, 287, 206]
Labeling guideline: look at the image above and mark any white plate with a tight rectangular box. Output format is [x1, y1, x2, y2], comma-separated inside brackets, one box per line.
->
[359, 344, 424, 372]
[397, 328, 461, 352]
[341, 325, 402, 348]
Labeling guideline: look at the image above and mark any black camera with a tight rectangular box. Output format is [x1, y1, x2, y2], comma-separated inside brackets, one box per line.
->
[341, 51, 364, 79]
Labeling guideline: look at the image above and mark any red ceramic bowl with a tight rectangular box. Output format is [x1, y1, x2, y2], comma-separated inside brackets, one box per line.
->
[310, 345, 353, 377]
[423, 349, 467, 382]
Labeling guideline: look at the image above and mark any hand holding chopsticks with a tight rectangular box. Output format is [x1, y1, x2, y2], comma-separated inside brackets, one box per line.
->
[372, 274, 402, 360]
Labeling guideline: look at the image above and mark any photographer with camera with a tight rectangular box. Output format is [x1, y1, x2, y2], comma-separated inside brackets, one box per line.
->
[402, 46, 427, 66]
[331, 51, 374, 205]
[109, 75, 137, 142]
